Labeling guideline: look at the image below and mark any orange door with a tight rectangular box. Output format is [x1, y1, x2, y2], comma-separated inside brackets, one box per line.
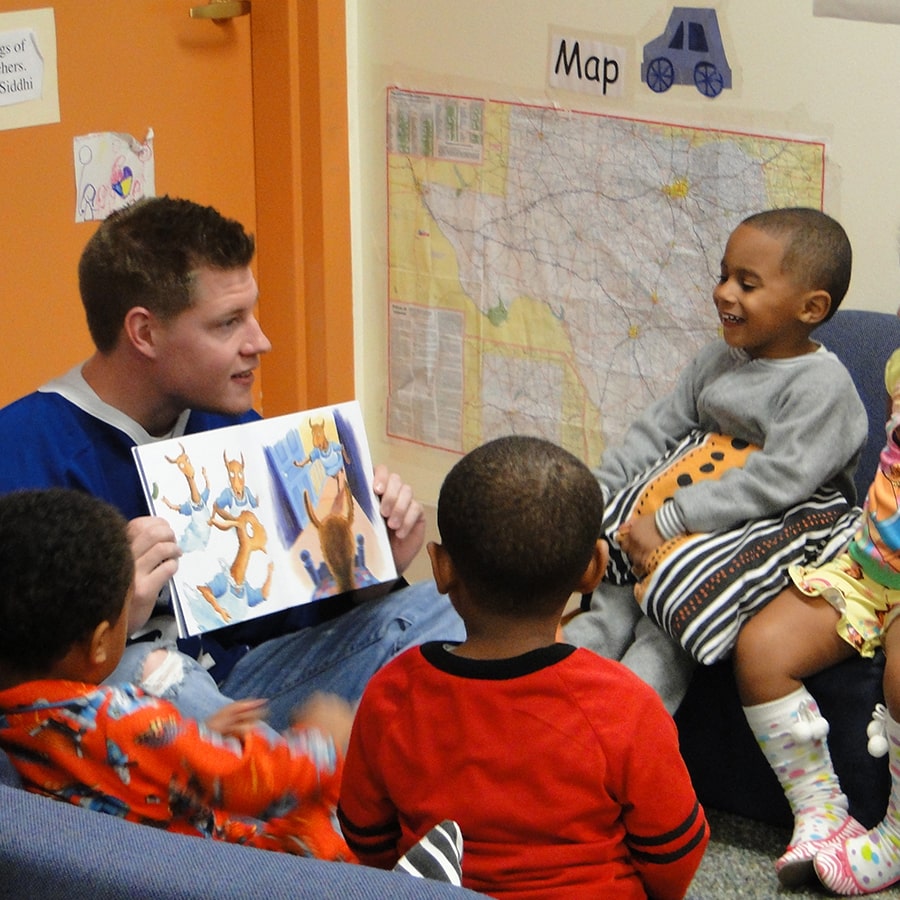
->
[0, 0, 257, 406]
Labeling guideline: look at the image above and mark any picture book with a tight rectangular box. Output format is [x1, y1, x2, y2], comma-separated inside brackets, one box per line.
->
[132, 401, 397, 638]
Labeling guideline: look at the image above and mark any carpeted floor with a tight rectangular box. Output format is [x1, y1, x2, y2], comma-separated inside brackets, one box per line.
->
[686, 809, 895, 898]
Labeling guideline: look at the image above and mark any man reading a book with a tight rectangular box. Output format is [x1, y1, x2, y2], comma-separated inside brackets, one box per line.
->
[0, 195, 465, 732]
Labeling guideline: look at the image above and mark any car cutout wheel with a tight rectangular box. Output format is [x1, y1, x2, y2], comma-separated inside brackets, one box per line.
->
[693, 61, 724, 97]
[646, 57, 675, 93]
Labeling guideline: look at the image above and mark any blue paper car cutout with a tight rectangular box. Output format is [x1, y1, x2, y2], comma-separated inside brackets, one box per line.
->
[642, 7, 732, 98]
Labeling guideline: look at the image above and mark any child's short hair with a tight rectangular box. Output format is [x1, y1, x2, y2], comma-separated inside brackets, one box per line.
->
[741, 207, 851, 318]
[437, 435, 604, 614]
[0, 489, 133, 676]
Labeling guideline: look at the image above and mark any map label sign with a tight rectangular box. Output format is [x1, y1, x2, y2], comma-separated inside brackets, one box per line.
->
[549, 33, 626, 97]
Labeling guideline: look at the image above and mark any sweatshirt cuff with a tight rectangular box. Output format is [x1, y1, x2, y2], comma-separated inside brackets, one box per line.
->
[655, 501, 686, 541]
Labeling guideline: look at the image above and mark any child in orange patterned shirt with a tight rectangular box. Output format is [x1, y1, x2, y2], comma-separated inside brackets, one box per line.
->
[0, 487, 462, 882]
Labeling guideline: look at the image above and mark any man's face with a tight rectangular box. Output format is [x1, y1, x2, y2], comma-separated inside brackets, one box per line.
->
[152, 266, 272, 417]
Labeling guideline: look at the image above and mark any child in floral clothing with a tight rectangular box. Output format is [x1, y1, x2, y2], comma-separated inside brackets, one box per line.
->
[735, 348, 900, 893]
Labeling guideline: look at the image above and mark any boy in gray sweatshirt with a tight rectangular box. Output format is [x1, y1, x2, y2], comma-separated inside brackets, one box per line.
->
[565, 207, 867, 710]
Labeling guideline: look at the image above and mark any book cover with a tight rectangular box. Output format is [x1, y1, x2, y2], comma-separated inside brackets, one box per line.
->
[132, 401, 397, 637]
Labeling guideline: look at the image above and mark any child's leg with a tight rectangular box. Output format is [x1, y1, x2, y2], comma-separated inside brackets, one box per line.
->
[815, 622, 900, 895]
[562, 582, 643, 661]
[562, 584, 695, 713]
[735, 586, 861, 887]
[619, 615, 696, 714]
[734, 585, 854, 705]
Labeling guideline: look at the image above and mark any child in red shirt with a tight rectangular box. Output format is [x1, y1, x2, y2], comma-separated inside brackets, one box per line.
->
[339, 436, 709, 898]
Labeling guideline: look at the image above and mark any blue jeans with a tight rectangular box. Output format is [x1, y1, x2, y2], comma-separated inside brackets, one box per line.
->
[111, 580, 464, 733]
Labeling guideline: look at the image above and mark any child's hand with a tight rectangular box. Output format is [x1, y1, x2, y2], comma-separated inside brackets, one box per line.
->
[291, 692, 355, 754]
[205, 699, 268, 736]
[617, 513, 664, 577]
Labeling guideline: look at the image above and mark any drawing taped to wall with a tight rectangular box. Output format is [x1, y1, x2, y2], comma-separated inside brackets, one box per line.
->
[73, 128, 155, 222]
[641, 7, 732, 98]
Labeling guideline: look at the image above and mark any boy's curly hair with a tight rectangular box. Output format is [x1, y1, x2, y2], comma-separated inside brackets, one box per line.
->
[0, 489, 134, 676]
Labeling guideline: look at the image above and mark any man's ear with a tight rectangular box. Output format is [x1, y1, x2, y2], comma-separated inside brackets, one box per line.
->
[122, 307, 158, 359]
[574, 539, 608, 595]
[800, 289, 831, 327]
[427, 541, 457, 595]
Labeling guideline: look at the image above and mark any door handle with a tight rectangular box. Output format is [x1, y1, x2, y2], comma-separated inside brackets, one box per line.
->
[190, 0, 250, 20]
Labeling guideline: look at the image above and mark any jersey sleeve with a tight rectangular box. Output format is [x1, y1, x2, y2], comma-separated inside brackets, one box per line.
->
[336, 692, 402, 869]
[614, 692, 710, 899]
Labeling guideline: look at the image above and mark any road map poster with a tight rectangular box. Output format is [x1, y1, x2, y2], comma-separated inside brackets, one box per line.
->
[386, 88, 826, 462]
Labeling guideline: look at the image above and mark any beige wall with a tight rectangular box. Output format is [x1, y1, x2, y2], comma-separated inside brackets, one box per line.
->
[346, 1, 900, 565]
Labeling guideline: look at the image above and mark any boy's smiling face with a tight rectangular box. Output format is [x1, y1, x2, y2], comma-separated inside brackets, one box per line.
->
[713, 223, 824, 360]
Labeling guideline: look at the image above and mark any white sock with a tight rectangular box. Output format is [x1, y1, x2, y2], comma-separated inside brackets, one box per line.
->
[743, 686, 848, 847]
[835, 712, 900, 890]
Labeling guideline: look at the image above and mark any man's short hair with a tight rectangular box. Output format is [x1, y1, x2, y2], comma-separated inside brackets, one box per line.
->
[437, 435, 604, 614]
[741, 207, 851, 320]
[78, 196, 256, 352]
[0, 488, 133, 677]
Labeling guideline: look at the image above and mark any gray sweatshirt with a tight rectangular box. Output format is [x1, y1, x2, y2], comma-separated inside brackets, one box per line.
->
[598, 341, 868, 538]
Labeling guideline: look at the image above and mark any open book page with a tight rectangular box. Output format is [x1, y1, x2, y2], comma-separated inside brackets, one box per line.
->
[133, 401, 397, 637]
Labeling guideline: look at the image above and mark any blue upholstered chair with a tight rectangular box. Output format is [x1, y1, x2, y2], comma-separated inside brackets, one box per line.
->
[0, 741, 481, 899]
[2, 310, 898, 891]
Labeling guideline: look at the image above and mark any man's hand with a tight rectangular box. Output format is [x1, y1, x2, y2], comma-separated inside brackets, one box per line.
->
[205, 699, 269, 736]
[617, 513, 664, 578]
[126, 516, 182, 633]
[372, 464, 425, 575]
